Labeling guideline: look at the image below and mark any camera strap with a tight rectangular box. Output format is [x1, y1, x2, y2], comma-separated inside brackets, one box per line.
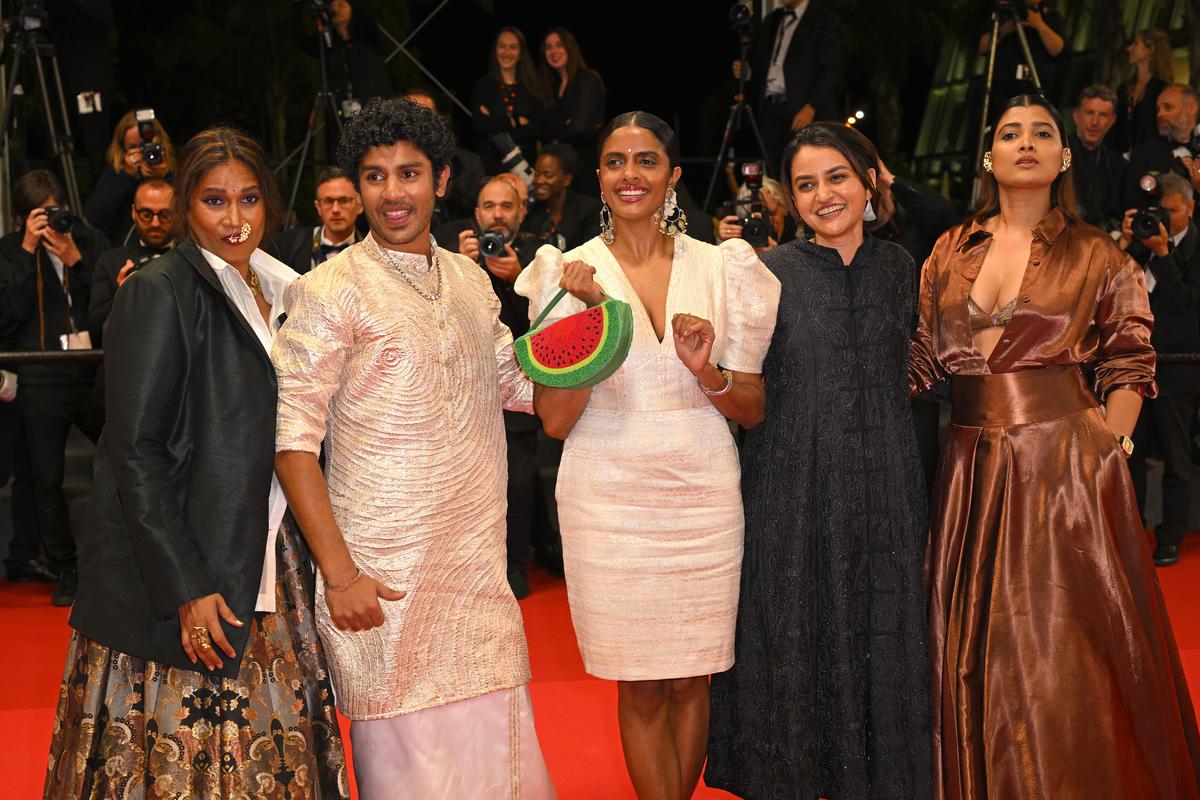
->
[34, 249, 75, 349]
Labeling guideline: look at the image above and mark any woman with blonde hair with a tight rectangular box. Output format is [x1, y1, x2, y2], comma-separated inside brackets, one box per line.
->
[84, 109, 176, 244]
[1114, 28, 1175, 153]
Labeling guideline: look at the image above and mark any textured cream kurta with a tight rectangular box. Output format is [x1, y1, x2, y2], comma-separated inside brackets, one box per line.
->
[272, 236, 534, 720]
[516, 235, 780, 681]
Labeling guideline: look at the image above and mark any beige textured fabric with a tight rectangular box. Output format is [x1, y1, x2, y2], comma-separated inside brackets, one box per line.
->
[515, 235, 780, 681]
[272, 235, 534, 719]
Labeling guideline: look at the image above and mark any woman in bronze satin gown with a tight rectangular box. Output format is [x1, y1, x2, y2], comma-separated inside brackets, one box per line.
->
[910, 94, 1200, 799]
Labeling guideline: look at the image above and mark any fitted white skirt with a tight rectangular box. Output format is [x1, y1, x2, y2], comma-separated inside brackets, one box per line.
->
[556, 406, 744, 681]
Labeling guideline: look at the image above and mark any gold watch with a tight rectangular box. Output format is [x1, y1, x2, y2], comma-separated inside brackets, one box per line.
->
[1117, 435, 1134, 457]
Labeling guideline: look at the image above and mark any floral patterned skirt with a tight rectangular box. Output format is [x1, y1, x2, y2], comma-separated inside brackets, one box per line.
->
[44, 521, 350, 799]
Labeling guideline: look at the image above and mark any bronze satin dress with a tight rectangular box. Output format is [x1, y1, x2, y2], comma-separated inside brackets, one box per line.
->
[910, 208, 1200, 800]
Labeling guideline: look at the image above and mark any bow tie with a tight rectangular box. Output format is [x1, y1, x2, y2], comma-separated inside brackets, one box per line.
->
[317, 242, 351, 262]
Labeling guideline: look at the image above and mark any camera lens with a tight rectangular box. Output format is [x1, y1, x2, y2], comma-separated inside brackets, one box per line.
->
[741, 217, 770, 248]
[42, 205, 75, 234]
[141, 142, 164, 166]
[1131, 207, 1170, 241]
[479, 231, 506, 258]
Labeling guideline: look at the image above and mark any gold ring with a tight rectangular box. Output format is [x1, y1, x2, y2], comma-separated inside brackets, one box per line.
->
[189, 625, 212, 650]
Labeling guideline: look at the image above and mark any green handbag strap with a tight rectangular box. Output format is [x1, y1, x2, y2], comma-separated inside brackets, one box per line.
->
[529, 286, 607, 331]
[530, 288, 569, 331]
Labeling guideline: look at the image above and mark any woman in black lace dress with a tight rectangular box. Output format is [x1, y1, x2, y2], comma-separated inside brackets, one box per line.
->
[707, 123, 932, 800]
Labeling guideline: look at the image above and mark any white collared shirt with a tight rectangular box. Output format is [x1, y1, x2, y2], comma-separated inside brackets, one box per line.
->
[199, 246, 299, 613]
[765, 0, 809, 98]
[320, 226, 356, 248]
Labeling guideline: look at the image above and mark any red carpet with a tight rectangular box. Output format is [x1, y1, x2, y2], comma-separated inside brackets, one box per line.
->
[5, 540, 1199, 799]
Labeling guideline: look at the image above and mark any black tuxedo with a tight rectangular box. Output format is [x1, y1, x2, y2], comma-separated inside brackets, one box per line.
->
[1123, 135, 1198, 212]
[268, 226, 356, 275]
[1128, 223, 1200, 547]
[71, 242, 281, 677]
[525, 191, 602, 252]
[748, 2, 842, 168]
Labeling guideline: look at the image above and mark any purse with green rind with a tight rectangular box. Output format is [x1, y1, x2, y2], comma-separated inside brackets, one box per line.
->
[513, 288, 634, 389]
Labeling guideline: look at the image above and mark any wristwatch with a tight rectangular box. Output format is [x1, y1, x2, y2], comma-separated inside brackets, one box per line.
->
[1117, 435, 1135, 457]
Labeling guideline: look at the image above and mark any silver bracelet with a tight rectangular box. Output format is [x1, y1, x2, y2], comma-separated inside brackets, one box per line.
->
[699, 366, 734, 397]
[324, 567, 363, 592]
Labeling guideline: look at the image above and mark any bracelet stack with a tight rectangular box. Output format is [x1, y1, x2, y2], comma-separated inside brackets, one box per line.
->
[699, 365, 734, 397]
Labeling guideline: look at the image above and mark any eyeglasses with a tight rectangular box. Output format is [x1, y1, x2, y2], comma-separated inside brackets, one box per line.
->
[317, 196, 358, 209]
[135, 208, 174, 223]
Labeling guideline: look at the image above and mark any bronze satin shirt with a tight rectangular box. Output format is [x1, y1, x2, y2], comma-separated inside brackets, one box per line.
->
[909, 207, 1158, 402]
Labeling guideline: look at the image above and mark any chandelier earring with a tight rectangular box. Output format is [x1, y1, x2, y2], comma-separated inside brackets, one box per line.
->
[600, 194, 615, 245]
[1061, 148, 1072, 172]
[982, 151, 993, 173]
[657, 185, 688, 238]
[862, 199, 877, 222]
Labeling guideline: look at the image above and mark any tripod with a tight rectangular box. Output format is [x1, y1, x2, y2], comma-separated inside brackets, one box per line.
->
[0, 20, 82, 213]
[281, 8, 344, 225]
[971, 3, 1043, 205]
[702, 24, 771, 214]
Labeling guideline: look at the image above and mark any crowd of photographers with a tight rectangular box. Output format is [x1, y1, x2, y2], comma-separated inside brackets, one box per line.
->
[2, 1, 1200, 608]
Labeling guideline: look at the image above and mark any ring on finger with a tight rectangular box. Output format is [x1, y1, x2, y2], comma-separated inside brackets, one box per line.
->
[190, 625, 212, 650]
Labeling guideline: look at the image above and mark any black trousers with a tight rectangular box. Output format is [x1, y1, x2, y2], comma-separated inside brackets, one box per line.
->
[0, 399, 39, 570]
[1130, 393, 1200, 548]
[17, 383, 103, 573]
[911, 398, 942, 501]
[505, 422, 539, 574]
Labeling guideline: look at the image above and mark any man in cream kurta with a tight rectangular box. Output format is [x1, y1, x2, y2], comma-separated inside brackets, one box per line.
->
[271, 97, 554, 799]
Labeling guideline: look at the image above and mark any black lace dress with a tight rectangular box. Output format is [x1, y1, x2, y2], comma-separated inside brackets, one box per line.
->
[706, 236, 933, 800]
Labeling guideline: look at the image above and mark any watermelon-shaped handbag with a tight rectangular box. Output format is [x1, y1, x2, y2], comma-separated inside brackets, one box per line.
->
[514, 288, 634, 389]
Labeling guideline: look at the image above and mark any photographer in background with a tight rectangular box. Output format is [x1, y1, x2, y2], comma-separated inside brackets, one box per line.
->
[524, 142, 601, 251]
[269, 166, 361, 275]
[1069, 84, 1126, 232]
[715, 173, 792, 252]
[978, 1, 1066, 117]
[1118, 172, 1200, 567]
[438, 175, 546, 598]
[88, 178, 174, 344]
[0, 169, 107, 606]
[84, 109, 175, 245]
[1125, 84, 1200, 213]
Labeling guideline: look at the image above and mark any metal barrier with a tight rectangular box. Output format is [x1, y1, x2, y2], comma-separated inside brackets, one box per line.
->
[0, 350, 104, 365]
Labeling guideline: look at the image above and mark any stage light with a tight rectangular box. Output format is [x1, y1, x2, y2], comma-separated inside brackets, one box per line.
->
[846, 116, 856, 125]
[855, 110, 864, 119]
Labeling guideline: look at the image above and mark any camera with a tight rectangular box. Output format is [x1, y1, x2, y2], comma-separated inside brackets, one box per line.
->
[994, 0, 1032, 21]
[490, 132, 534, 189]
[40, 205, 75, 234]
[729, 2, 753, 33]
[737, 162, 771, 248]
[477, 230, 507, 260]
[135, 108, 164, 167]
[1131, 173, 1173, 241]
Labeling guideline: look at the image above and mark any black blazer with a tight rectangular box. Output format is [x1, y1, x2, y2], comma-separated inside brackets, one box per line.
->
[524, 190, 602, 251]
[70, 242, 279, 678]
[1140, 223, 1200, 397]
[750, 2, 842, 121]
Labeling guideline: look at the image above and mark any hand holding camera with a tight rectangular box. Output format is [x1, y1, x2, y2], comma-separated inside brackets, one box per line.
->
[22, 205, 80, 264]
[1120, 209, 1171, 257]
[459, 228, 521, 282]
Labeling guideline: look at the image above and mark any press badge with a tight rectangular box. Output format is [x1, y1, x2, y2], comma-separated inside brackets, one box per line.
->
[60, 331, 92, 350]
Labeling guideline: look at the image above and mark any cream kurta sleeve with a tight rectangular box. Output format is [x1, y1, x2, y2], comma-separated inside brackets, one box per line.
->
[716, 237, 781, 374]
[271, 272, 354, 455]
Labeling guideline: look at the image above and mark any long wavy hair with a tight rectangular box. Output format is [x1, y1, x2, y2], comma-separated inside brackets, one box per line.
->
[488, 26, 547, 104]
[539, 27, 603, 95]
[971, 95, 1082, 226]
[1128, 28, 1175, 86]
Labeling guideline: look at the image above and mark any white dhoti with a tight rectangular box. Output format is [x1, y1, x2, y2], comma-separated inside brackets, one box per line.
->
[350, 686, 556, 800]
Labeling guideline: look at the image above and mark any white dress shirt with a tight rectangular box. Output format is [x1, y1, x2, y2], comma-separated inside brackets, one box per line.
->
[199, 246, 298, 612]
[765, 0, 809, 98]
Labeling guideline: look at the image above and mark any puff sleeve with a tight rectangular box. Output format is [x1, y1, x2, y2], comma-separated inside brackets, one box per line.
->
[271, 272, 354, 455]
[1093, 253, 1157, 400]
[514, 244, 586, 329]
[716, 238, 781, 374]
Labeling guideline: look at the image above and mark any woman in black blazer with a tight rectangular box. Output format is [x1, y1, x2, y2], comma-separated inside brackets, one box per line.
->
[45, 128, 349, 798]
[471, 26, 547, 175]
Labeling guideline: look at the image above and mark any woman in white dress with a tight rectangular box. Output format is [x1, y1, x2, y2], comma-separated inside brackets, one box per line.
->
[516, 111, 780, 800]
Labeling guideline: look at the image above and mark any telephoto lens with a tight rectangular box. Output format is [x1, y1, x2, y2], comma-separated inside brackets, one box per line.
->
[478, 231, 507, 259]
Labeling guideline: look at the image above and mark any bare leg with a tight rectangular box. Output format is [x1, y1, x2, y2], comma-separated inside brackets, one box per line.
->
[618, 679, 682, 800]
[668, 676, 710, 799]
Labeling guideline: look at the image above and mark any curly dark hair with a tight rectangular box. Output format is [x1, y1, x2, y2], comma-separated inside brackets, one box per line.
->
[336, 97, 455, 187]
